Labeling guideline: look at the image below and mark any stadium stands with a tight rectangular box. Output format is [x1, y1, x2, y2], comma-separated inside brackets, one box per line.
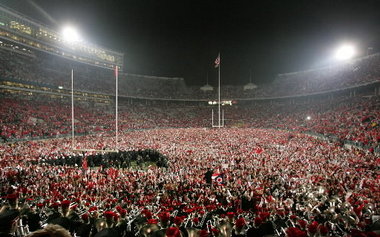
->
[1, 92, 379, 153]
[258, 54, 380, 98]
[1, 46, 380, 237]
[1, 47, 380, 99]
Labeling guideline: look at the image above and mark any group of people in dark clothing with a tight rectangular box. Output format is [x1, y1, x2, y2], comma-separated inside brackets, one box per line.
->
[36, 149, 169, 169]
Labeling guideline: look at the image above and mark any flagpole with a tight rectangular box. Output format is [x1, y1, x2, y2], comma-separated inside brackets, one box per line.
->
[71, 69, 75, 150]
[115, 66, 119, 150]
[218, 54, 221, 128]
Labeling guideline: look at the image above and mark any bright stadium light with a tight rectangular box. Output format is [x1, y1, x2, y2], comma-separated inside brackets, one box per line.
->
[306, 116, 311, 120]
[62, 26, 81, 43]
[335, 44, 355, 61]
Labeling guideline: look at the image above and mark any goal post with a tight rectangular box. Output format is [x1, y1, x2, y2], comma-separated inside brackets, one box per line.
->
[211, 108, 225, 128]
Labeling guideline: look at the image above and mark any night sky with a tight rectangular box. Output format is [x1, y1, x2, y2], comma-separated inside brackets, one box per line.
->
[2, 0, 380, 86]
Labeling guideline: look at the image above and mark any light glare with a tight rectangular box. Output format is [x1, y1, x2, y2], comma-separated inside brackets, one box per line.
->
[335, 45, 355, 61]
[62, 26, 81, 43]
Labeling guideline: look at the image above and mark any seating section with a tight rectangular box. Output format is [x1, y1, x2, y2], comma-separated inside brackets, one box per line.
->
[1, 93, 379, 152]
[1, 48, 379, 99]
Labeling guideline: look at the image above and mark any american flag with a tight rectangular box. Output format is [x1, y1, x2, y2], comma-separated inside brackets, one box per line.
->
[214, 53, 220, 68]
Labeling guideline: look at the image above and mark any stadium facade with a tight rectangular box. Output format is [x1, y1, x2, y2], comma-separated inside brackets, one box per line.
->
[0, 4, 123, 70]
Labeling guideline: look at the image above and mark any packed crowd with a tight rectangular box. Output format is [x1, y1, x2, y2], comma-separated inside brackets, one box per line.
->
[225, 95, 380, 152]
[1, 44, 380, 237]
[0, 93, 214, 142]
[1, 93, 379, 153]
[1, 48, 380, 99]
[0, 128, 379, 236]
[0, 95, 115, 141]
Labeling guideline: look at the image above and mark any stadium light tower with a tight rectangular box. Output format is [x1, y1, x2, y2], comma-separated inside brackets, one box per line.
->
[334, 44, 355, 61]
[62, 26, 81, 43]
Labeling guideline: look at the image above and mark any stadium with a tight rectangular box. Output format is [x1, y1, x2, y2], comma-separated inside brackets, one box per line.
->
[0, 1, 379, 237]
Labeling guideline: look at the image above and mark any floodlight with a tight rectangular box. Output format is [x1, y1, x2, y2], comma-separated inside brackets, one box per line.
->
[335, 44, 355, 61]
[62, 26, 81, 43]
[306, 116, 311, 120]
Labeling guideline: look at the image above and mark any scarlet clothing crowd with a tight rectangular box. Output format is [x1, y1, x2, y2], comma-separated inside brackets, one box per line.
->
[1, 94, 379, 153]
[0, 128, 379, 236]
[0, 96, 115, 140]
